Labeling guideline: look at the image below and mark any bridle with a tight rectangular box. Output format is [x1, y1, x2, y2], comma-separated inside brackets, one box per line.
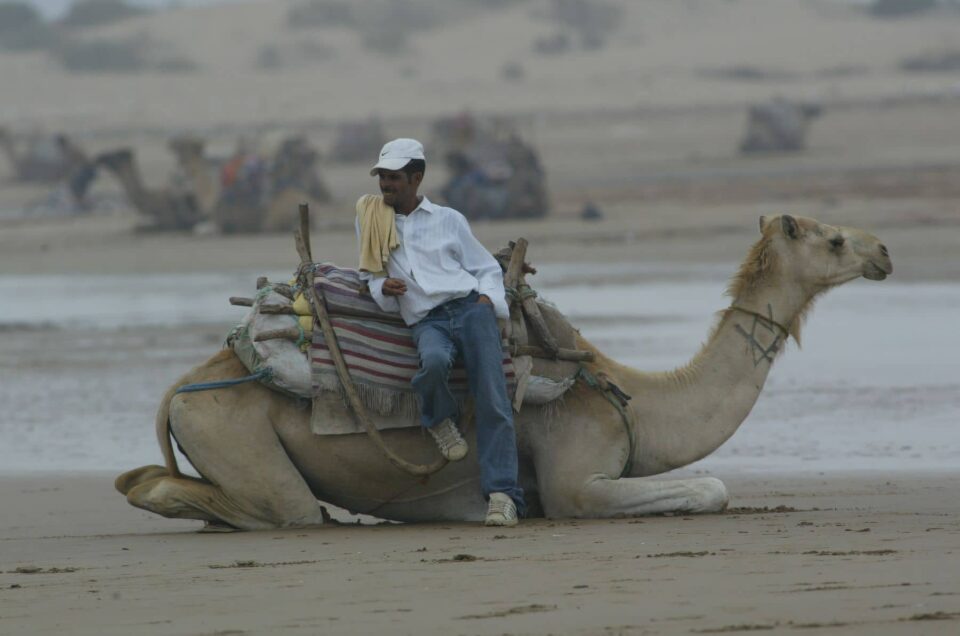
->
[728, 305, 791, 341]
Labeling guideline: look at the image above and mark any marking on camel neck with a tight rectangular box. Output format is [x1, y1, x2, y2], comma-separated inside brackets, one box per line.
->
[734, 303, 782, 367]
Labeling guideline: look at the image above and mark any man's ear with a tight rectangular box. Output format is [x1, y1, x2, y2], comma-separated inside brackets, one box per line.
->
[781, 214, 800, 239]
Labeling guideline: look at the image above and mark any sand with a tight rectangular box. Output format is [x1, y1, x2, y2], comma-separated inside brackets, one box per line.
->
[2, 472, 959, 635]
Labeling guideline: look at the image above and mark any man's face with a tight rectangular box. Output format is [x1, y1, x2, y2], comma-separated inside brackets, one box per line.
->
[378, 168, 422, 206]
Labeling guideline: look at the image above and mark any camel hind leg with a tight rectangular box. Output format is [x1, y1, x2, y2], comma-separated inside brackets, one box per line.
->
[125, 350, 327, 530]
[161, 377, 328, 530]
[116, 465, 245, 528]
[126, 475, 274, 529]
[115, 465, 169, 495]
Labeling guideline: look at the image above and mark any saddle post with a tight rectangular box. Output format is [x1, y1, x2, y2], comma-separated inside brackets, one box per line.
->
[293, 203, 448, 478]
[504, 238, 560, 359]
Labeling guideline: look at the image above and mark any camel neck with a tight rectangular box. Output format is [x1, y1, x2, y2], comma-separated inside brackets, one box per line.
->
[620, 282, 807, 476]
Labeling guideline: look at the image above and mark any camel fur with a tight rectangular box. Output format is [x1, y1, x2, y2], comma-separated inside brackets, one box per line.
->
[116, 215, 892, 529]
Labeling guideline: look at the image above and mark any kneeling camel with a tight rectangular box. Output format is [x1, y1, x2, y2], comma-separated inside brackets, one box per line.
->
[116, 215, 892, 529]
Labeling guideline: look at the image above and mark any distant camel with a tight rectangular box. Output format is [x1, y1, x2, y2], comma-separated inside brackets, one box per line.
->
[167, 136, 221, 217]
[175, 135, 331, 234]
[740, 100, 823, 154]
[0, 127, 88, 184]
[97, 148, 200, 231]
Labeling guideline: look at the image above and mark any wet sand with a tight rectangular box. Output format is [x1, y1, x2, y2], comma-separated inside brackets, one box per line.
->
[1, 471, 958, 635]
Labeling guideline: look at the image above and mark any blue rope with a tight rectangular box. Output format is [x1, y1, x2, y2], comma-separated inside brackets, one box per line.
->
[174, 368, 271, 394]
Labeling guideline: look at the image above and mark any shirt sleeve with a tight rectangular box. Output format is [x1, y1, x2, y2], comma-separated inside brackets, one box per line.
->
[455, 214, 510, 320]
[356, 217, 401, 313]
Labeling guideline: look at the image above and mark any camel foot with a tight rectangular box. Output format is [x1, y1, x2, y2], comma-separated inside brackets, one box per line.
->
[115, 465, 168, 495]
[198, 521, 238, 533]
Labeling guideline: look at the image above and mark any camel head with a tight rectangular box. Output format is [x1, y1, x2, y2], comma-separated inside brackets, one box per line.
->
[757, 214, 892, 289]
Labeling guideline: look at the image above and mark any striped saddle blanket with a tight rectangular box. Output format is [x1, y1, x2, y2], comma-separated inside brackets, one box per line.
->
[310, 263, 515, 417]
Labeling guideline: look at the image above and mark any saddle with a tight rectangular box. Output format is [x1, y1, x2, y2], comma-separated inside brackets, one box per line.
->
[227, 241, 591, 431]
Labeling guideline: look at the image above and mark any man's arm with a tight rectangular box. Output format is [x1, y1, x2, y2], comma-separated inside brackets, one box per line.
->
[456, 215, 510, 320]
[356, 216, 401, 313]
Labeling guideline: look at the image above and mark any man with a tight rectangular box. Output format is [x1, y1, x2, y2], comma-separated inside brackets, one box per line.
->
[356, 138, 525, 527]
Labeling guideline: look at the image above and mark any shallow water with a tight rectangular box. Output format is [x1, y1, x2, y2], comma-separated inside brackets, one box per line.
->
[1, 264, 957, 474]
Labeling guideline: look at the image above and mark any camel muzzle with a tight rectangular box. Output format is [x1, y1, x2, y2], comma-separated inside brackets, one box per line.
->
[863, 259, 892, 281]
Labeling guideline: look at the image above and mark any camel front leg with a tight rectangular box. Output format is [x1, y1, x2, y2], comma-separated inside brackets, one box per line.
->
[573, 474, 729, 518]
[529, 395, 728, 518]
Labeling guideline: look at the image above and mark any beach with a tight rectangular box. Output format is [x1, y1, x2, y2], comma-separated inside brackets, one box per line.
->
[2, 1, 960, 633]
[2, 472, 959, 635]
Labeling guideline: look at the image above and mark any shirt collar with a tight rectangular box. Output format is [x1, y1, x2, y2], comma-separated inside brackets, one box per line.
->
[415, 196, 437, 214]
[394, 196, 436, 218]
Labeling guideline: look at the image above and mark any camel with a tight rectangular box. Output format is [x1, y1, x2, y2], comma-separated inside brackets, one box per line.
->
[0, 128, 85, 183]
[172, 135, 331, 234]
[167, 136, 221, 216]
[214, 178, 329, 234]
[740, 99, 823, 154]
[115, 215, 891, 529]
[97, 148, 201, 231]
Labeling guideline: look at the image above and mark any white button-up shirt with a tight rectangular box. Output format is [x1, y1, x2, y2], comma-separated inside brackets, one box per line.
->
[356, 196, 509, 326]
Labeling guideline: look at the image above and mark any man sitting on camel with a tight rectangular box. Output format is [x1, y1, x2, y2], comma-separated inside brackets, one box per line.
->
[355, 138, 525, 527]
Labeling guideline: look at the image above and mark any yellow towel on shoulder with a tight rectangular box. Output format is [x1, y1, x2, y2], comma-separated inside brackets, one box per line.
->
[356, 194, 399, 277]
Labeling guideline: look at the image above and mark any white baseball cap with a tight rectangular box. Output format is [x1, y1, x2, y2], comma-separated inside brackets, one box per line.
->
[369, 138, 426, 176]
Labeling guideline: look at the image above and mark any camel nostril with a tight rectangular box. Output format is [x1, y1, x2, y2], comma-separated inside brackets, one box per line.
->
[879, 244, 889, 257]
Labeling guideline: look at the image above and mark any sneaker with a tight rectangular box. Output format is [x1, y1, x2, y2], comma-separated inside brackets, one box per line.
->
[428, 418, 468, 461]
[484, 492, 519, 527]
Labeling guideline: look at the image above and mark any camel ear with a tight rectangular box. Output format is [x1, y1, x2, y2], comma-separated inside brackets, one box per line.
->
[780, 214, 800, 240]
[758, 216, 767, 233]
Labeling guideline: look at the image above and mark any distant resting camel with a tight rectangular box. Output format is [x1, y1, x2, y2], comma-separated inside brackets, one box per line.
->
[97, 148, 201, 231]
[167, 136, 221, 217]
[116, 215, 892, 529]
[740, 100, 823, 154]
[170, 135, 332, 234]
[0, 127, 89, 184]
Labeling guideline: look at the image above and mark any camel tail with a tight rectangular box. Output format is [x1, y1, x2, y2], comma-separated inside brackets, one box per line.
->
[156, 383, 184, 479]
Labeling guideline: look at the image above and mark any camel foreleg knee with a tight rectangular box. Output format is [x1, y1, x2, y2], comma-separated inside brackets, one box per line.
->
[570, 475, 728, 518]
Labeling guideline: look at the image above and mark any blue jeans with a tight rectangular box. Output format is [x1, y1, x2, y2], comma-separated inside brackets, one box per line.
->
[411, 291, 526, 515]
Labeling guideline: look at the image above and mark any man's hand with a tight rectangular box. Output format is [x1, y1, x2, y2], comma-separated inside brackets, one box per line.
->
[477, 294, 493, 305]
[381, 278, 407, 296]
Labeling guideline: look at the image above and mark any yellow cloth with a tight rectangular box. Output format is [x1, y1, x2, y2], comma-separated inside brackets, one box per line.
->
[292, 293, 311, 316]
[356, 194, 398, 278]
[298, 315, 313, 334]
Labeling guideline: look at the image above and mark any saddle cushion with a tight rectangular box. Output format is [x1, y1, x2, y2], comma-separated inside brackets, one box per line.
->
[230, 264, 582, 435]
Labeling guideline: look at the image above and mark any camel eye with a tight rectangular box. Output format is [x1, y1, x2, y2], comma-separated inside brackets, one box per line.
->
[829, 236, 845, 249]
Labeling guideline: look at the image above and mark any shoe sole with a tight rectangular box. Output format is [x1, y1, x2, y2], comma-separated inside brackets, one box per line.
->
[484, 517, 518, 527]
